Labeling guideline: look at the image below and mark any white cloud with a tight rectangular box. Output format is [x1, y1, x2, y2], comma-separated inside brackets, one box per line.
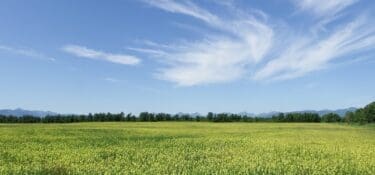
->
[292, 0, 357, 17]
[0, 45, 55, 61]
[291, 0, 359, 33]
[62, 45, 140, 65]
[137, 0, 374, 86]
[139, 0, 273, 86]
[253, 17, 375, 81]
[127, 47, 167, 57]
[156, 39, 250, 86]
[144, 0, 220, 25]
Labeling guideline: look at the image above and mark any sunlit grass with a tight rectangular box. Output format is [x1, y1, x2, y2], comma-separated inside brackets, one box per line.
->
[0, 122, 374, 174]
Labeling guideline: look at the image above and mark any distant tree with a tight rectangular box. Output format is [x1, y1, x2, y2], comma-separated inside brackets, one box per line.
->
[19, 115, 41, 123]
[131, 115, 137, 121]
[117, 112, 125, 121]
[181, 114, 192, 121]
[207, 112, 214, 121]
[165, 114, 172, 121]
[322, 113, 341, 122]
[126, 113, 132, 121]
[343, 102, 375, 124]
[272, 113, 285, 122]
[363, 102, 375, 123]
[149, 113, 156, 122]
[354, 109, 367, 124]
[172, 114, 179, 121]
[344, 111, 355, 123]
[88, 113, 93, 121]
[139, 112, 149, 121]
[195, 115, 201, 122]
[156, 113, 167, 121]
[2, 101, 373, 124]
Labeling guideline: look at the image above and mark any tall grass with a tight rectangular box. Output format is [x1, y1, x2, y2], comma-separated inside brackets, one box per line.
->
[0, 123, 374, 174]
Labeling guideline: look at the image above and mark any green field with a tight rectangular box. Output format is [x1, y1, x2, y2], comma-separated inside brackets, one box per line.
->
[0, 123, 374, 174]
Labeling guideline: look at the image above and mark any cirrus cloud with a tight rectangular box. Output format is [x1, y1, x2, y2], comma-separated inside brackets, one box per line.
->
[138, 0, 274, 86]
[62, 45, 140, 65]
[253, 16, 375, 81]
[133, 0, 375, 86]
[0, 45, 56, 61]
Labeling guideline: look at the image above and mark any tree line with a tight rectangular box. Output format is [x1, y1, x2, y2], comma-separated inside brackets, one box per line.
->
[0, 102, 374, 124]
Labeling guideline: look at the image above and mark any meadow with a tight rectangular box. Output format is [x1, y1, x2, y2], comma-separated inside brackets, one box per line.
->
[0, 122, 374, 174]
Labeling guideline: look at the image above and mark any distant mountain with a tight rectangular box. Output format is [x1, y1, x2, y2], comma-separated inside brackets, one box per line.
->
[0, 108, 57, 117]
[256, 107, 357, 118]
[257, 111, 280, 118]
[174, 108, 357, 118]
[0, 107, 357, 118]
[293, 107, 357, 117]
[238, 112, 256, 117]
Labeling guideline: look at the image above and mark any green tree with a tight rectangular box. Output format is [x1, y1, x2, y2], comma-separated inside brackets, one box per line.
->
[207, 112, 214, 121]
[322, 113, 341, 122]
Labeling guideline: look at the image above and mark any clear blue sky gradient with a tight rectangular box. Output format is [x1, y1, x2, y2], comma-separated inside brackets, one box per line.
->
[0, 0, 374, 114]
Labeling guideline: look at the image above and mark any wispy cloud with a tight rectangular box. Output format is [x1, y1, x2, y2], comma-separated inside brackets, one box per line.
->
[139, 0, 273, 86]
[144, 0, 220, 25]
[253, 16, 375, 81]
[0, 45, 55, 61]
[292, 0, 358, 17]
[291, 0, 359, 32]
[127, 47, 167, 57]
[133, 0, 375, 86]
[62, 45, 140, 65]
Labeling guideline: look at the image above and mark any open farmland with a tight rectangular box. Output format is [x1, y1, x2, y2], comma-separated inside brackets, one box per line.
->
[0, 122, 374, 174]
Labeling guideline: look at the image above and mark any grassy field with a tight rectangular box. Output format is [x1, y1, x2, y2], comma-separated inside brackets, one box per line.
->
[0, 122, 374, 174]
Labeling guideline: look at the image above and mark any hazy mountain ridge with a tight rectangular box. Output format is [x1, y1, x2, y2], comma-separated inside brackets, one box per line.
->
[0, 107, 357, 118]
[0, 108, 57, 117]
[257, 107, 357, 118]
[297, 107, 358, 117]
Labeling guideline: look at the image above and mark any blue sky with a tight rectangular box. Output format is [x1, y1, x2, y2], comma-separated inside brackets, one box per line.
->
[0, 0, 374, 114]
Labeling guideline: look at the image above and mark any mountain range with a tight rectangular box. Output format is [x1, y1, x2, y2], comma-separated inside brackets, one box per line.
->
[0, 107, 357, 118]
[254, 107, 357, 118]
[0, 108, 57, 117]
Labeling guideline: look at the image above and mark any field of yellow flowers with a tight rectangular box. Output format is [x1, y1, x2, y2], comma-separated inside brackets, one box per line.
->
[0, 122, 374, 174]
